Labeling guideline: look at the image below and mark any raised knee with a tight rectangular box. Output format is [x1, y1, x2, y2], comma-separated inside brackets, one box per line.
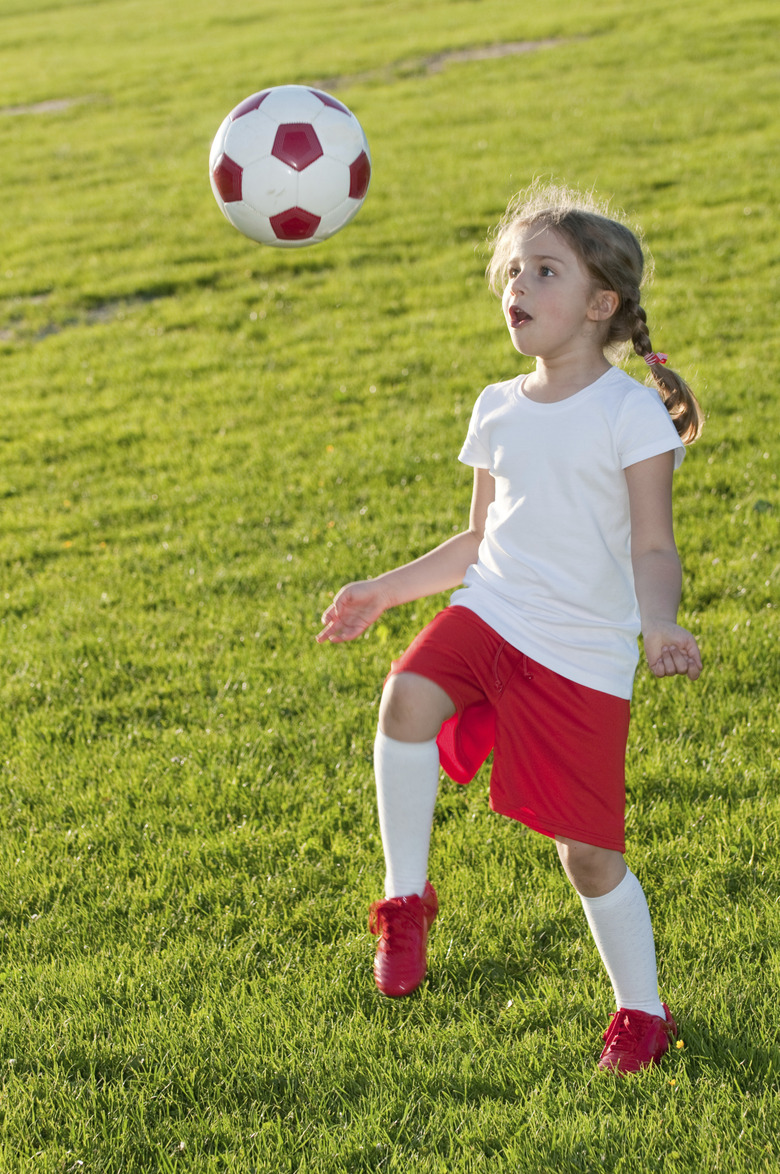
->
[379, 672, 454, 742]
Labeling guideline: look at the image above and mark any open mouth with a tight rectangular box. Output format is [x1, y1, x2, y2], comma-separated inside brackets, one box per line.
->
[508, 306, 532, 327]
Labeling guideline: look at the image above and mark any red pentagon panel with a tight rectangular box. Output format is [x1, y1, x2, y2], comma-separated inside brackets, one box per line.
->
[231, 90, 271, 120]
[270, 207, 321, 241]
[272, 123, 323, 171]
[348, 151, 371, 200]
[212, 154, 243, 203]
[308, 89, 350, 115]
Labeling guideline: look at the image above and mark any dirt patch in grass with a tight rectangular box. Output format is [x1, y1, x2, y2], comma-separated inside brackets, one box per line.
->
[419, 39, 567, 71]
[0, 95, 101, 116]
[1, 42, 568, 118]
[316, 39, 569, 90]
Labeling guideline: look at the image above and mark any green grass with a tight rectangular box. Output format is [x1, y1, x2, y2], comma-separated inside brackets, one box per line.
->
[0, 0, 778, 1169]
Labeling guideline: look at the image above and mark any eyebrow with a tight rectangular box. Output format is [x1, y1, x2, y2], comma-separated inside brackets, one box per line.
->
[508, 252, 567, 266]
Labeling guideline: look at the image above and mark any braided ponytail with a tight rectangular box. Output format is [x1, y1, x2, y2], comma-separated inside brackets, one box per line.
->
[625, 294, 703, 444]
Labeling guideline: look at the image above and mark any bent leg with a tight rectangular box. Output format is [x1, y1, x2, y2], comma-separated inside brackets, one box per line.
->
[379, 670, 456, 741]
[374, 673, 455, 898]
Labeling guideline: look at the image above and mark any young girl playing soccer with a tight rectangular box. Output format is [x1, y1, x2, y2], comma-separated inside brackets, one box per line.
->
[317, 183, 703, 1074]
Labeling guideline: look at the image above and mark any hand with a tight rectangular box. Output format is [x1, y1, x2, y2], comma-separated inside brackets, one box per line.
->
[316, 580, 391, 644]
[643, 622, 702, 681]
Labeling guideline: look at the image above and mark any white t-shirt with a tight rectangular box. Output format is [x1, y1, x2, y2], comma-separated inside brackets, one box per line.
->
[451, 366, 685, 699]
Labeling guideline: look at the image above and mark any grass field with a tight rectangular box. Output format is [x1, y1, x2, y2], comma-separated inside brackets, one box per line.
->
[0, 0, 778, 1169]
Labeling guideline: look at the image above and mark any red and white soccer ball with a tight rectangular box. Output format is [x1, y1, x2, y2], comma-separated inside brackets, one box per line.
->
[209, 85, 371, 248]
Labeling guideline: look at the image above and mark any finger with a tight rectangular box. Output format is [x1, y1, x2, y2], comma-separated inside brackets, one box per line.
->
[656, 645, 676, 676]
[316, 612, 342, 642]
[685, 651, 702, 680]
[317, 616, 364, 644]
[649, 654, 667, 678]
[668, 645, 692, 675]
[687, 643, 703, 673]
[652, 643, 702, 680]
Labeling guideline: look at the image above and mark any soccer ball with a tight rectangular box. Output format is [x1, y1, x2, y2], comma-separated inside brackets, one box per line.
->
[209, 85, 371, 248]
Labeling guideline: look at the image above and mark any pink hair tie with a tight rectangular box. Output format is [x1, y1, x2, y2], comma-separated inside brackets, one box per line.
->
[644, 351, 668, 366]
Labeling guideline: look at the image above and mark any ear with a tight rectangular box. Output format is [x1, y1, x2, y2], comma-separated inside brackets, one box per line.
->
[587, 289, 620, 322]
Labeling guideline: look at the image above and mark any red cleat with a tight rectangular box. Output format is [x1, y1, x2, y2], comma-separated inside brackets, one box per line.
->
[598, 1004, 677, 1074]
[368, 881, 438, 997]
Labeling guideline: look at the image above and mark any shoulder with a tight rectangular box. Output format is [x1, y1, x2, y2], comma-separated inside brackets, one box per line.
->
[467, 375, 521, 423]
[602, 370, 685, 468]
[594, 366, 653, 407]
[596, 368, 677, 427]
[476, 375, 520, 404]
[605, 368, 666, 409]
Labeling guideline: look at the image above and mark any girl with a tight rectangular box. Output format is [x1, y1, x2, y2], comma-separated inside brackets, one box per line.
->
[317, 183, 703, 1074]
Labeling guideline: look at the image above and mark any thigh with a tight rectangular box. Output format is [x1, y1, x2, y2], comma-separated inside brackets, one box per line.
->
[387, 607, 505, 716]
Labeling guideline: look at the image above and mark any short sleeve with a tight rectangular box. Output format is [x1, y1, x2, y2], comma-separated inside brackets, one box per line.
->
[458, 391, 492, 469]
[617, 387, 685, 471]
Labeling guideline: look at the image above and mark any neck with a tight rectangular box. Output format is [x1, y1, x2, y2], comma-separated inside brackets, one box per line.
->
[523, 354, 612, 403]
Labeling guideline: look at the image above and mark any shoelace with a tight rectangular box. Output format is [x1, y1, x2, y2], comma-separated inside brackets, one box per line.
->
[369, 903, 422, 945]
[603, 1011, 643, 1050]
[603, 1009, 671, 1053]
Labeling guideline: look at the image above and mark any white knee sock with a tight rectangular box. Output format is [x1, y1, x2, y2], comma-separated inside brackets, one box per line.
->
[374, 729, 440, 899]
[578, 868, 666, 1018]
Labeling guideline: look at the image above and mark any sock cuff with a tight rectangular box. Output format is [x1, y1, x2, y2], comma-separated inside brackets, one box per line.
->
[374, 729, 440, 761]
[579, 867, 639, 913]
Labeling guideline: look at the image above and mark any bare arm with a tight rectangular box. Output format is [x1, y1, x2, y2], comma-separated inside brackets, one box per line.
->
[317, 466, 494, 643]
[625, 451, 702, 680]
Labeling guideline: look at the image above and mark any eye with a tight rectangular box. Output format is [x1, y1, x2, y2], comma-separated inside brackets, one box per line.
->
[540, 264, 555, 277]
[508, 266, 520, 279]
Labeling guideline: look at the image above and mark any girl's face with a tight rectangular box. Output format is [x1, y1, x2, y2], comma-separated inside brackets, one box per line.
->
[501, 224, 614, 361]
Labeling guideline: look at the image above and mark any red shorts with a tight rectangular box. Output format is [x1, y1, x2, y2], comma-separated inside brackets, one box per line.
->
[388, 607, 630, 852]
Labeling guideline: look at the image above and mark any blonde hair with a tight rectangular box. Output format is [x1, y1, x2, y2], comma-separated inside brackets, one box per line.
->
[487, 182, 703, 444]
